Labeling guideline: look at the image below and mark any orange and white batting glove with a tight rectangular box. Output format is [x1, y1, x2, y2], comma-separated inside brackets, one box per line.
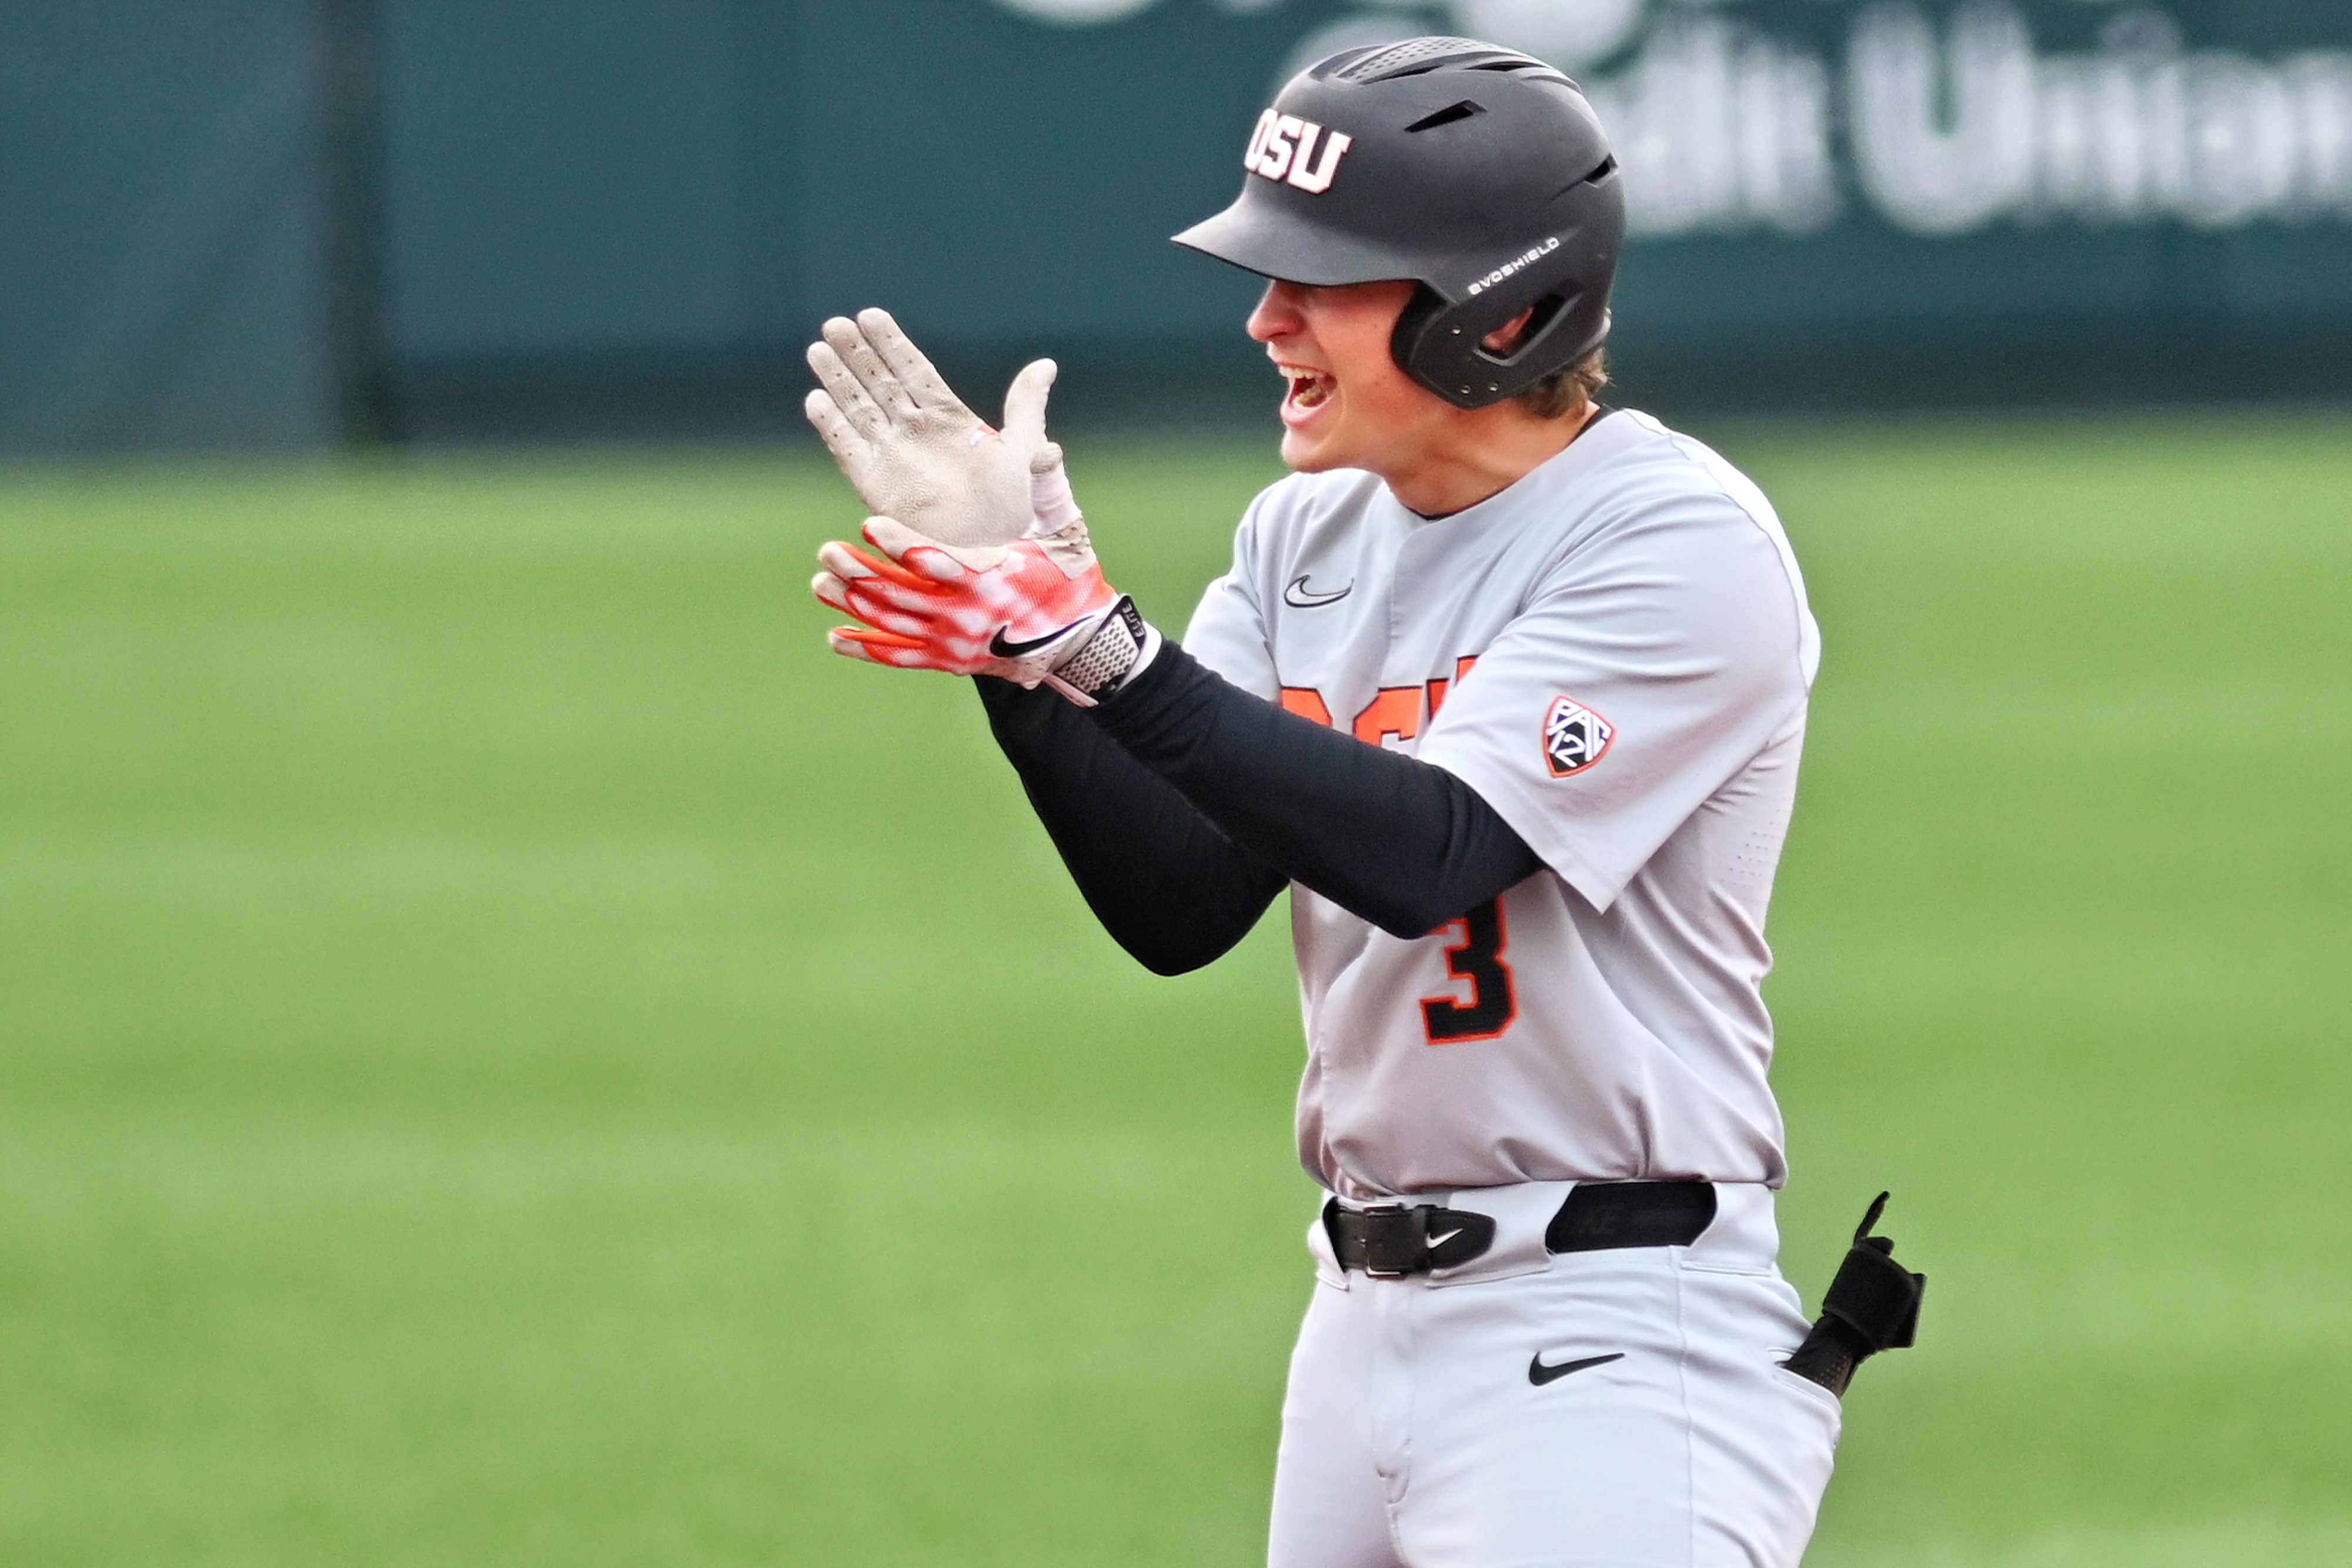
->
[811, 447, 1160, 707]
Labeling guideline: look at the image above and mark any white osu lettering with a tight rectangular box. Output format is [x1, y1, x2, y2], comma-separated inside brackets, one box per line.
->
[1244, 108, 1279, 171]
[1291, 127, 1352, 192]
[1258, 113, 1302, 180]
[1244, 106, 1354, 194]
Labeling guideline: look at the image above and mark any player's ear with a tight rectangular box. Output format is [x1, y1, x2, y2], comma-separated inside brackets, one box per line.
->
[1479, 309, 1536, 355]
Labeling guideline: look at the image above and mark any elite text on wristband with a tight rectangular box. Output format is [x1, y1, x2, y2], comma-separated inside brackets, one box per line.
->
[1043, 596, 1158, 706]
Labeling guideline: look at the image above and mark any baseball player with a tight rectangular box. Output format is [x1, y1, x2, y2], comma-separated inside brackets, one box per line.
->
[805, 36, 1919, 1567]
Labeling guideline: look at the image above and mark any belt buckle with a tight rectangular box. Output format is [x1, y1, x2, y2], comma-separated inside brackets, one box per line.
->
[1358, 1203, 1427, 1279]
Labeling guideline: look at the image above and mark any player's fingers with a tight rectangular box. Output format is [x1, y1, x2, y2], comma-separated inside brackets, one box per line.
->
[840, 585, 944, 641]
[803, 389, 875, 477]
[833, 572, 921, 630]
[830, 626, 935, 669]
[821, 315, 918, 423]
[827, 575, 945, 643]
[826, 626, 881, 663]
[857, 307, 968, 415]
[814, 539, 877, 581]
[810, 570, 860, 616]
[862, 516, 978, 581]
[1027, 441, 1085, 535]
[827, 627, 913, 666]
[839, 573, 957, 638]
[1000, 358, 1058, 446]
[835, 626, 927, 651]
[817, 536, 944, 594]
[806, 340, 885, 438]
[831, 554, 953, 620]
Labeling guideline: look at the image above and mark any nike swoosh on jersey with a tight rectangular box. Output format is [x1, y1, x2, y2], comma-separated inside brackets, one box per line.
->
[1527, 1351, 1625, 1388]
[1283, 574, 1353, 609]
[988, 619, 1086, 658]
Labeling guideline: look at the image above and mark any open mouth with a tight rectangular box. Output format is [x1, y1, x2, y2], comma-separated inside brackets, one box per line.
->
[1278, 363, 1336, 420]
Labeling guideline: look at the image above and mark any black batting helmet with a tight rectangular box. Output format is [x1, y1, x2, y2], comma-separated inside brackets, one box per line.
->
[1174, 36, 1625, 409]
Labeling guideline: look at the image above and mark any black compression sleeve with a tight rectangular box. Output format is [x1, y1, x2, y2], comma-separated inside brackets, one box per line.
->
[1089, 641, 1542, 940]
[975, 676, 1287, 975]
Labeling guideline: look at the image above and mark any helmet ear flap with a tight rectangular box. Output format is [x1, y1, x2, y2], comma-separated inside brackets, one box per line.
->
[1392, 285, 1592, 409]
[1388, 283, 1450, 390]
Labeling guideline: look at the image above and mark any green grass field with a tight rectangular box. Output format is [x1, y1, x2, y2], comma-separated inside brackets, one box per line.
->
[1, 417, 2347, 1566]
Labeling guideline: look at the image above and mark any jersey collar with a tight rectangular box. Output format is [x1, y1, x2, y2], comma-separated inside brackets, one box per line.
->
[1396, 404, 1652, 528]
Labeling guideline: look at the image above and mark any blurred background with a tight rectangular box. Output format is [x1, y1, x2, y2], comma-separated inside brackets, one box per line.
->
[9, 0, 2352, 451]
[1, 2, 2346, 1565]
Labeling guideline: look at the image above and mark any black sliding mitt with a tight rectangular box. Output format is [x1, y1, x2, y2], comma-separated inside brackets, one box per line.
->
[1783, 1192, 1925, 1398]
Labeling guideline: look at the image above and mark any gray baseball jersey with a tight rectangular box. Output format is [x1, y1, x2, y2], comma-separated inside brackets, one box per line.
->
[1183, 409, 1820, 1201]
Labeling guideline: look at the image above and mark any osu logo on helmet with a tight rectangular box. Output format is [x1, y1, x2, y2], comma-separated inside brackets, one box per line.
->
[1542, 696, 1614, 778]
[1242, 109, 1352, 194]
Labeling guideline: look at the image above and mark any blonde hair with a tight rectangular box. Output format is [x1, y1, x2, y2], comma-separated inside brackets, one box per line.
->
[1514, 346, 1609, 419]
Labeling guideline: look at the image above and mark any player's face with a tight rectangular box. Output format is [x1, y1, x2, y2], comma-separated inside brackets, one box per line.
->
[1247, 279, 1445, 476]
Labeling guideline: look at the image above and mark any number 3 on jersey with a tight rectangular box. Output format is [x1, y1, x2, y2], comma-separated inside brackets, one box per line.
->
[1420, 897, 1516, 1043]
[1279, 666, 1517, 1046]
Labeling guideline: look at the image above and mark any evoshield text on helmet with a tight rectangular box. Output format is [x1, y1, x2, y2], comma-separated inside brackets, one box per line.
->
[1173, 37, 1626, 409]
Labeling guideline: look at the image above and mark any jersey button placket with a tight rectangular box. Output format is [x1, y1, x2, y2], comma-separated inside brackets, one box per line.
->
[1386, 521, 1424, 673]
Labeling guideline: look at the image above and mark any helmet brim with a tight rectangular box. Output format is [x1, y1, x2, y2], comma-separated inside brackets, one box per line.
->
[1171, 193, 1426, 290]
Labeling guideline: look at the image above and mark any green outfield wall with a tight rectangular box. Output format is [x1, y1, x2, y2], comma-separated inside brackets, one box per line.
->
[6, 1, 2351, 450]
[0, 2, 335, 452]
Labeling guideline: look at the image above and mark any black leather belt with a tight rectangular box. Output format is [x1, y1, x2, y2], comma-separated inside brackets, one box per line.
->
[1323, 1181, 1719, 1278]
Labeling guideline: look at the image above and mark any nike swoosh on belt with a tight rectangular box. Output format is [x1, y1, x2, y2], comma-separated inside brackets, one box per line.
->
[1527, 1351, 1625, 1388]
[1283, 574, 1353, 609]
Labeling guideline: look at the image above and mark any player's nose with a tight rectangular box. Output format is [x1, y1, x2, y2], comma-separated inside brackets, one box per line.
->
[1246, 279, 1308, 344]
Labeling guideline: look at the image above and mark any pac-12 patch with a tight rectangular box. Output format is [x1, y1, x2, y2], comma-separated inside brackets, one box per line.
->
[1541, 696, 1613, 778]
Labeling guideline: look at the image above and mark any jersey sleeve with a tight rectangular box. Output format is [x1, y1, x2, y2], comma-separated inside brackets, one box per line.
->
[1415, 489, 1813, 913]
[1180, 494, 1281, 700]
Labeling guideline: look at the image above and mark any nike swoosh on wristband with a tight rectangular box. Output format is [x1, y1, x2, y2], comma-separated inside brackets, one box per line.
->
[1284, 574, 1353, 609]
[988, 618, 1088, 658]
[1527, 1351, 1625, 1388]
